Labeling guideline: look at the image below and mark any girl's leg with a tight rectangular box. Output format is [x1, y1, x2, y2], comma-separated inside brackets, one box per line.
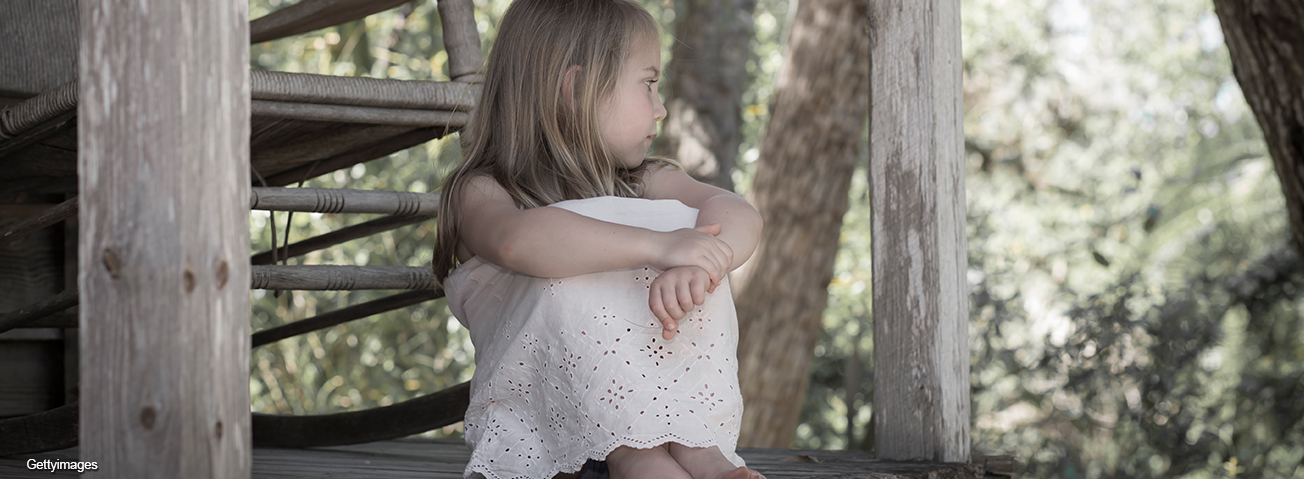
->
[606, 444, 692, 479]
[666, 443, 766, 479]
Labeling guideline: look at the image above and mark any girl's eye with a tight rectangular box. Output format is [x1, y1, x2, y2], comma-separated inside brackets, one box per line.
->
[645, 79, 658, 90]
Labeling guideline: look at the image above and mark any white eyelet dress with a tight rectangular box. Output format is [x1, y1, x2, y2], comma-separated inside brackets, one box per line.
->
[443, 196, 746, 479]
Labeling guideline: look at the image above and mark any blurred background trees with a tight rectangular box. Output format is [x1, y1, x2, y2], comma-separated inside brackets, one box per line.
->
[246, 0, 1304, 477]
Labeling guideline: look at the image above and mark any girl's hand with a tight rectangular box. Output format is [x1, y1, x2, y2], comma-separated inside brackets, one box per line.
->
[648, 266, 713, 340]
[651, 223, 734, 287]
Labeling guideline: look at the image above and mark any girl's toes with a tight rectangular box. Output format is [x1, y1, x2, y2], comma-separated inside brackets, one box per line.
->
[719, 467, 751, 479]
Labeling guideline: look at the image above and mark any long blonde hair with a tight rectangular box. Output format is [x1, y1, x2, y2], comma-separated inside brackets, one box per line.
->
[432, 0, 678, 285]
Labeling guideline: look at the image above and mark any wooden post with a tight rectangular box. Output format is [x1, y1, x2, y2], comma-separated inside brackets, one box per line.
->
[869, 0, 969, 462]
[79, 0, 250, 477]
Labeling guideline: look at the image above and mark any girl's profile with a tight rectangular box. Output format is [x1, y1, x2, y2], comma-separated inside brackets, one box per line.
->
[434, 0, 764, 478]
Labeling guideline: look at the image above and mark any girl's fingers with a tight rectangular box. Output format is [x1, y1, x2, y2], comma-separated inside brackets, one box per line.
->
[690, 275, 707, 305]
[676, 281, 694, 314]
[661, 285, 686, 321]
[649, 287, 669, 323]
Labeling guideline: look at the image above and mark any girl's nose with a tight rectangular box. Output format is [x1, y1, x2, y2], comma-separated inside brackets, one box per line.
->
[653, 97, 667, 122]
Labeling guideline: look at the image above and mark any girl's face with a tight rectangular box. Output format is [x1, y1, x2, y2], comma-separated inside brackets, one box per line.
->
[598, 35, 666, 169]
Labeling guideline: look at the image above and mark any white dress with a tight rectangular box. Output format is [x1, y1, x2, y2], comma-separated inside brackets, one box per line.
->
[443, 196, 746, 479]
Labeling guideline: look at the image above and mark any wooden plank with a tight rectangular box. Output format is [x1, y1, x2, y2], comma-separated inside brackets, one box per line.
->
[0, 196, 76, 246]
[0, 289, 77, 335]
[869, 0, 970, 463]
[0, 338, 64, 416]
[0, 440, 984, 478]
[79, 0, 250, 477]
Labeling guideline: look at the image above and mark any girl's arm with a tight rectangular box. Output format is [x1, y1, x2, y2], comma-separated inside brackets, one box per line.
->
[455, 175, 733, 279]
[643, 166, 763, 273]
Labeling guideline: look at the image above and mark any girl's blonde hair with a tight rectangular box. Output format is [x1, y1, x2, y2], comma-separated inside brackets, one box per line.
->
[432, 0, 679, 285]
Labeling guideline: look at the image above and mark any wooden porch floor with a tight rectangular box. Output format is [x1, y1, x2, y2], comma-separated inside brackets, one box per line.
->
[0, 438, 985, 478]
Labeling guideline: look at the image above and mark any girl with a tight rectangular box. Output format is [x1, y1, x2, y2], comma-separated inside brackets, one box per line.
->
[433, 1, 764, 478]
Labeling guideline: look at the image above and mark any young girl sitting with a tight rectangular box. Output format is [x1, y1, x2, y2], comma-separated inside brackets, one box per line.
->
[433, 1, 764, 478]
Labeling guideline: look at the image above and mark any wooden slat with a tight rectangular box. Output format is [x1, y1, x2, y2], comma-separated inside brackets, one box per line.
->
[0, 402, 77, 456]
[1, 438, 987, 478]
[0, 196, 76, 245]
[250, 101, 470, 127]
[261, 127, 447, 187]
[250, 0, 412, 44]
[79, 0, 251, 477]
[0, 111, 76, 162]
[252, 289, 438, 347]
[250, 265, 436, 291]
[0, 289, 76, 336]
[870, 0, 970, 463]
[251, 214, 434, 265]
[250, 71, 478, 111]
[252, 382, 470, 448]
[250, 187, 440, 215]
[437, 0, 483, 83]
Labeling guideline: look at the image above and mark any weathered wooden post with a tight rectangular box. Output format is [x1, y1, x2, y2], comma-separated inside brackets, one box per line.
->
[79, 0, 250, 476]
[869, 0, 970, 462]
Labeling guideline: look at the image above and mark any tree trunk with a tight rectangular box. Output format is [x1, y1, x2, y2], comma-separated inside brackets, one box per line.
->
[656, 0, 755, 192]
[1212, 1, 1304, 256]
[732, 0, 869, 448]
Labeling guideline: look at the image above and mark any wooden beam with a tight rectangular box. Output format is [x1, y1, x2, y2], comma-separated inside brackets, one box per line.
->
[252, 290, 438, 347]
[438, 0, 483, 83]
[869, 0, 970, 462]
[252, 382, 470, 448]
[0, 289, 77, 335]
[0, 196, 77, 246]
[79, 0, 250, 477]
[251, 214, 434, 265]
[250, 0, 412, 45]
[249, 187, 440, 215]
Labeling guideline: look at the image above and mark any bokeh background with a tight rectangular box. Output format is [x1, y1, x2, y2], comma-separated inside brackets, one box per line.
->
[246, 0, 1304, 477]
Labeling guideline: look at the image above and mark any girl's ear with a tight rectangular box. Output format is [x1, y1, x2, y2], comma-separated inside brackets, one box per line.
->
[561, 65, 583, 107]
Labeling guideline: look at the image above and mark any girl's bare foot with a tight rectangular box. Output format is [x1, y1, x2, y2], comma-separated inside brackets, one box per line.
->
[607, 444, 692, 479]
[666, 443, 766, 479]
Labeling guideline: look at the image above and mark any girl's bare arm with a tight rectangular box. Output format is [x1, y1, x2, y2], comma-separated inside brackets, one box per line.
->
[456, 175, 732, 279]
[643, 166, 763, 272]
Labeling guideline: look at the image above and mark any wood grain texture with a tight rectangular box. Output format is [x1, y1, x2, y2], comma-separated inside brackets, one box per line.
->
[0, 196, 76, 246]
[0, 0, 77, 97]
[250, 265, 435, 291]
[437, 0, 484, 83]
[732, 0, 870, 447]
[1211, 1, 1304, 257]
[0, 438, 984, 479]
[249, 187, 440, 215]
[0, 289, 76, 335]
[869, 0, 969, 462]
[78, 0, 250, 476]
[0, 337, 64, 416]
